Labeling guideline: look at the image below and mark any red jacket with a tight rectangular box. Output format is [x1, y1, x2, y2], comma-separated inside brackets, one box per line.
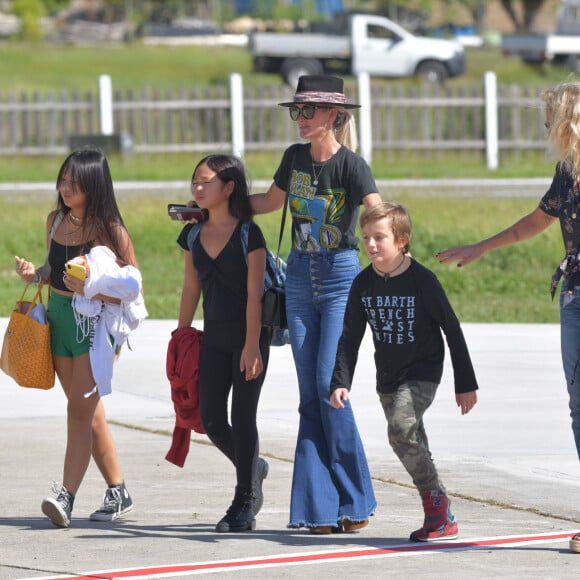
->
[165, 326, 204, 467]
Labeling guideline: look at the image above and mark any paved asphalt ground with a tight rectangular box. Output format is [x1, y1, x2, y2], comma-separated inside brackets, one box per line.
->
[1, 179, 578, 578]
[1, 318, 579, 580]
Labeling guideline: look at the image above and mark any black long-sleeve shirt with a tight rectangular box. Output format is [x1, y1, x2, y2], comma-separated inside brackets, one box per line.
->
[331, 259, 478, 395]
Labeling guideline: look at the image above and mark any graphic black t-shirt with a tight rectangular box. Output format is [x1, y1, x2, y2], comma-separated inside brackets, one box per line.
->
[274, 143, 377, 252]
[331, 260, 478, 394]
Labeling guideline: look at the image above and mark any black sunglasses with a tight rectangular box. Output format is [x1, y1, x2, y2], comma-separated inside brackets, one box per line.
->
[289, 105, 327, 121]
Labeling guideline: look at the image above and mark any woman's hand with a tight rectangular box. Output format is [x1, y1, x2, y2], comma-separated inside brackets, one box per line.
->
[14, 256, 38, 284]
[62, 271, 86, 295]
[240, 345, 263, 381]
[436, 243, 484, 268]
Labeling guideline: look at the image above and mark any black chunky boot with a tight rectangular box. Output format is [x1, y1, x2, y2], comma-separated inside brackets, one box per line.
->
[216, 487, 256, 533]
[252, 457, 269, 516]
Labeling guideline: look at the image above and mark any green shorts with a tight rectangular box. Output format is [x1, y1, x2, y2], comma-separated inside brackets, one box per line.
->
[47, 292, 91, 358]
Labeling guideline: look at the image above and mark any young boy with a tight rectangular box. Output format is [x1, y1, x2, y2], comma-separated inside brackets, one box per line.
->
[330, 201, 478, 542]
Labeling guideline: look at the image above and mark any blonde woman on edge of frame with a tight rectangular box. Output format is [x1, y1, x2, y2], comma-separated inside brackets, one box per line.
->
[437, 81, 580, 553]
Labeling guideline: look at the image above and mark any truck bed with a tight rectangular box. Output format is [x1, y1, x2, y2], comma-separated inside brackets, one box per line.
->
[250, 32, 351, 59]
[501, 33, 580, 63]
[501, 33, 547, 55]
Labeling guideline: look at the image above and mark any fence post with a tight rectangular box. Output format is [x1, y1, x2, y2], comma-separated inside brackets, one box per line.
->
[99, 74, 114, 136]
[357, 72, 372, 164]
[484, 71, 498, 170]
[230, 73, 245, 159]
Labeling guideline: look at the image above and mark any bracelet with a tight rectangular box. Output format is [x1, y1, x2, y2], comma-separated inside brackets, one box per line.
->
[32, 271, 42, 284]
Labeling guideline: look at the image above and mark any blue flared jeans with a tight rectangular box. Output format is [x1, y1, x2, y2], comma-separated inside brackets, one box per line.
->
[560, 281, 580, 461]
[285, 249, 377, 528]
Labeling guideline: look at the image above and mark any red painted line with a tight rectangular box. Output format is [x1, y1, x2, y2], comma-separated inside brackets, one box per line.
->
[26, 530, 577, 580]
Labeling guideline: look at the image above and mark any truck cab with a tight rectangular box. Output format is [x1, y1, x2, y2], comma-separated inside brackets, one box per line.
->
[350, 14, 465, 82]
[556, 0, 580, 35]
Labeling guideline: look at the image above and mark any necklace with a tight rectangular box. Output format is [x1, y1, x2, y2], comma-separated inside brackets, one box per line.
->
[372, 254, 406, 282]
[64, 214, 82, 249]
[68, 212, 83, 226]
[64, 225, 81, 236]
[311, 156, 328, 186]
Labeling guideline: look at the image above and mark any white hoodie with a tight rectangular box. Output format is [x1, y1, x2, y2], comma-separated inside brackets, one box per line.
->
[71, 246, 148, 397]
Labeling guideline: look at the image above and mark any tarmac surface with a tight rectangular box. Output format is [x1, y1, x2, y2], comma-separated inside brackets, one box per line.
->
[1, 319, 579, 579]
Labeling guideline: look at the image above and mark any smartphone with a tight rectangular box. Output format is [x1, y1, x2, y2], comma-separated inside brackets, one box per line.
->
[168, 204, 204, 221]
[65, 261, 87, 281]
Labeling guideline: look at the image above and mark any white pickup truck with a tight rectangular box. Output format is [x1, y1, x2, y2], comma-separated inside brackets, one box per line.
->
[249, 13, 466, 86]
[501, 0, 580, 68]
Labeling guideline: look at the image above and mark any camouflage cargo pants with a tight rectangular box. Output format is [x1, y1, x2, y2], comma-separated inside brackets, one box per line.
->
[378, 380, 444, 495]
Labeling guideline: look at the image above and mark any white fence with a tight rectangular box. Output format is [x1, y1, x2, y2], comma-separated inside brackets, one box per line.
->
[0, 72, 546, 169]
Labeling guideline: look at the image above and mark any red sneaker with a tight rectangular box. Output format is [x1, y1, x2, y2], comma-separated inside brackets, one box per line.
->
[409, 518, 459, 542]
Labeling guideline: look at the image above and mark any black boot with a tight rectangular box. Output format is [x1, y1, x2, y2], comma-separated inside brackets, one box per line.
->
[252, 457, 269, 516]
[216, 488, 256, 533]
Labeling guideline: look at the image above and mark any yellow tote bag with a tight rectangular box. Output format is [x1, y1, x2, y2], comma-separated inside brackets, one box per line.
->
[0, 282, 55, 390]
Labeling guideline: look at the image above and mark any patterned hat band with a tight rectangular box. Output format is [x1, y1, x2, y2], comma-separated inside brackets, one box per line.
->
[278, 76, 360, 109]
[293, 91, 348, 105]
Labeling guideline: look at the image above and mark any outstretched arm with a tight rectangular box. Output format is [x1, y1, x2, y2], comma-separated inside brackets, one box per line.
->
[436, 207, 556, 268]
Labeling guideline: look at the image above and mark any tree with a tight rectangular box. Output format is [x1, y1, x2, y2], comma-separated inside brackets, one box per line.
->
[42, 0, 70, 15]
[371, 0, 551, 33]
[499, 0, 549, 31]
[450, 0, 486, 31]
[11, 0, 45, 40]
[442, 0, 551, 32]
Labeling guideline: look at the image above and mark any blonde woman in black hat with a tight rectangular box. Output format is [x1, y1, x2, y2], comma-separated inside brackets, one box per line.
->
[250, 75, 380, 534]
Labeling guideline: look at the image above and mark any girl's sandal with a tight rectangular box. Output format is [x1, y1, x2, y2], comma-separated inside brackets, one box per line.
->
[570, 532, 580, 553]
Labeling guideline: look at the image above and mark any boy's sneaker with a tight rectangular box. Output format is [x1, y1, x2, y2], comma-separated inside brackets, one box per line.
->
[409, 517, 459, 542]
[41, 483, 74, 528]
[90, 482, 133, 521]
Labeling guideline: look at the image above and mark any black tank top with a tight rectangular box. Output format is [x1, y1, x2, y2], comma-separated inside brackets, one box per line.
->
[49, 239, 94, 291]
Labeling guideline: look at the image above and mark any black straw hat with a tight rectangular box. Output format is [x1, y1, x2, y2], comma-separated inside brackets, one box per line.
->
[278, 75, 360, 109]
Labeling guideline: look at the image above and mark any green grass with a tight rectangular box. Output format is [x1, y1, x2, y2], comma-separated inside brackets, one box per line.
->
[0, 193, 561, 323]
[0, 43, 257, 93]
[0, 42, 570, 93]
[0, 150, 562, 182]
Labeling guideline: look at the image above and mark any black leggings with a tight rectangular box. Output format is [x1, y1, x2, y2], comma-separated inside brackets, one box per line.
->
[199, 320, 270, 490]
